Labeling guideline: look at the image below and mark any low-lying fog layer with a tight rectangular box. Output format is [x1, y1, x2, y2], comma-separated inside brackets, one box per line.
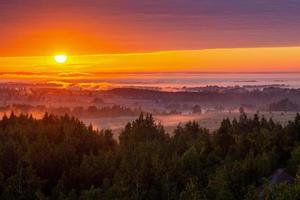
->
[1, 72, 300, 91]
[83, 111, 298, 138]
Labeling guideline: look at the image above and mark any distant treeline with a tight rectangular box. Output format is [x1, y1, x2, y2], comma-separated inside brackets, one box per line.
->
[0, 112, 300, 199]
[0, 104, 142, 118]
[105, 87, 300, 107]
[269, 98, 300, 112]
[2, 86, 300, 109]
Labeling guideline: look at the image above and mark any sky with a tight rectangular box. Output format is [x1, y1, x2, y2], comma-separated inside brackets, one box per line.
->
[1, 0, 300, 74]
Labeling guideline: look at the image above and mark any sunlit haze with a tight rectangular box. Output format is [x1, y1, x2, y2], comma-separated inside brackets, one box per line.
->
[1, 0, 300, 82]
[2, 2, 300, 198]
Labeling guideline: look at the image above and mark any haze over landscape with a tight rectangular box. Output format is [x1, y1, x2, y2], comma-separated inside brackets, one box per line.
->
[1, 0, 300, 199]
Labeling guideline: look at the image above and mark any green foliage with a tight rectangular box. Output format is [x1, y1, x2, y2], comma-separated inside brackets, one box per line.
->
[262, 182, 300, 200]
[180, 179, 203, 200]
[0, 112, 299, 199]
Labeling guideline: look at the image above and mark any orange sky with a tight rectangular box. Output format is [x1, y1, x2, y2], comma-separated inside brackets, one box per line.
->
[2, 1, 300, 75]
[0, 47, 300, 76]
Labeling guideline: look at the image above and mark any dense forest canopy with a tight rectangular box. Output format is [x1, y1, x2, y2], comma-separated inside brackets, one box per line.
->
[0, 112, 300, 199]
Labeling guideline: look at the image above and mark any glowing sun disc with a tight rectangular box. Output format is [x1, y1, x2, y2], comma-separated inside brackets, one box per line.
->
[54, 55, 67, 63]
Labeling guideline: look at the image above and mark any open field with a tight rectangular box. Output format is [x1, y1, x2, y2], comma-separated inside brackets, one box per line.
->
[83, 111, 298, 138]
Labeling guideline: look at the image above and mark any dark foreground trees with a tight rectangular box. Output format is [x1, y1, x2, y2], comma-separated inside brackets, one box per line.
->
[0, 112, 300, 199]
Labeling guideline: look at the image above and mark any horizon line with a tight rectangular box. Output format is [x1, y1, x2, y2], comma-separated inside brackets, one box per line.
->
[1, 71, 300, 75]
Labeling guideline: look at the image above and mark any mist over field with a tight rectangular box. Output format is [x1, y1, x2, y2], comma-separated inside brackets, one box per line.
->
[2, 0, 300, 199]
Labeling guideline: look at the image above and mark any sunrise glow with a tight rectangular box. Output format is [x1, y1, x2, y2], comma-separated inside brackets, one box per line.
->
[54, 55, 67, 63]
[2, 2, 300, 198]
[0, 0, 300, 82]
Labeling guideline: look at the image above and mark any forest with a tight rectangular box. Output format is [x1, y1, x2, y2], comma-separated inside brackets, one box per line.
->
[0, 112, 300, 199]
[0, 105, 141, 119]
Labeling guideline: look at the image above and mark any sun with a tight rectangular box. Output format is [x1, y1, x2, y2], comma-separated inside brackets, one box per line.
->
[54, 55, 67, 63]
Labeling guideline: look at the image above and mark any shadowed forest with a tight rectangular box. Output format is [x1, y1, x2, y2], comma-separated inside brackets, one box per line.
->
[2, 0, 300, 199]
[0, 112, 300, 199]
